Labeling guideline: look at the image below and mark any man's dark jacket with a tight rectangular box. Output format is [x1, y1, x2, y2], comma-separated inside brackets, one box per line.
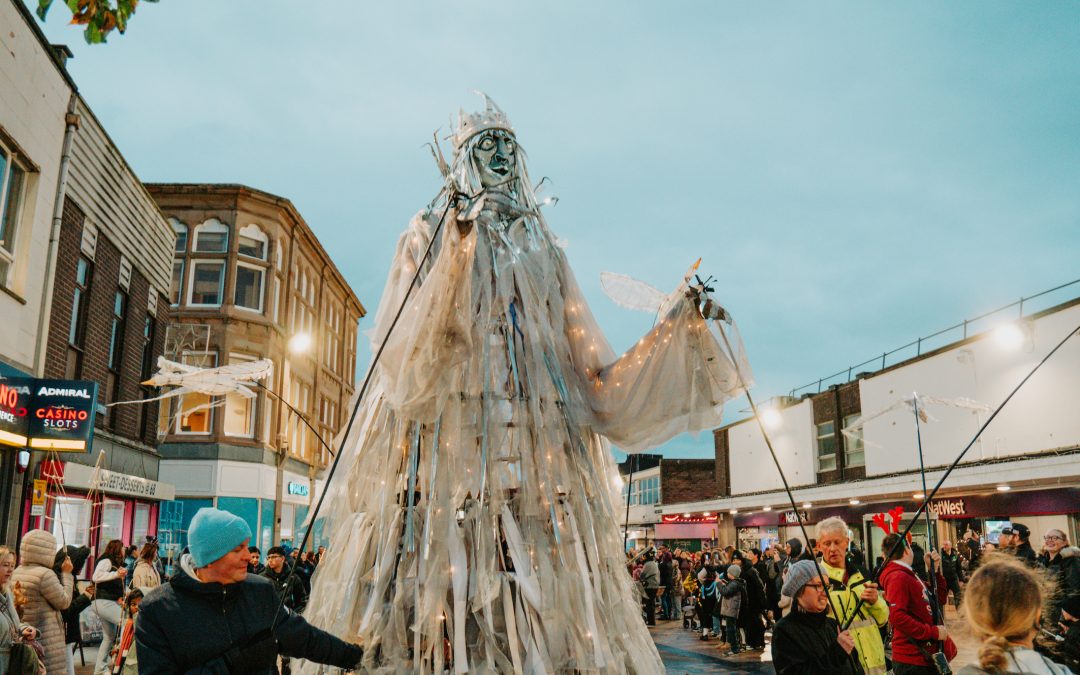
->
[940, 548, 963, 583]
[136, 563, 360, 674]
[771, 608, 862, 674]
[263, 564, 308, 614]
[1014, 541, 1039, 566]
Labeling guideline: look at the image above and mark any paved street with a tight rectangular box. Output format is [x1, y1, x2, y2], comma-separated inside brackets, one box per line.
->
[652, 603, 979, 674]
[72, 604, 981, 674]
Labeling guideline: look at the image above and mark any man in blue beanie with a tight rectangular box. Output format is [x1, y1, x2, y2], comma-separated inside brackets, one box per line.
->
[135, 508, 361, 673]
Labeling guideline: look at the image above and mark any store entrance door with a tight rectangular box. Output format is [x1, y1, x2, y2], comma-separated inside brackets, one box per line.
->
[864, 514, 938, 566]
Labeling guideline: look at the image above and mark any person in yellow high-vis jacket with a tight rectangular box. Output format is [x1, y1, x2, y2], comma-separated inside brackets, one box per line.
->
[816, 517, 890, 675]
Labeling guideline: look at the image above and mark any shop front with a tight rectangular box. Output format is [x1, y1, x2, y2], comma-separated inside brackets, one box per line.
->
[653, 514, 719, 552]
[924, 488, 1080, 547]
[158, 459, 328, 558]
[26, 460, 175, 574]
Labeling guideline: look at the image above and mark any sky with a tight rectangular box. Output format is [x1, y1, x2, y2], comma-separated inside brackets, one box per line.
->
[28, 1, 1080, 459]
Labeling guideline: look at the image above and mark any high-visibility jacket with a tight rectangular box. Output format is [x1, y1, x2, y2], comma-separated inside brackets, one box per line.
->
[822, 560, 890, 675]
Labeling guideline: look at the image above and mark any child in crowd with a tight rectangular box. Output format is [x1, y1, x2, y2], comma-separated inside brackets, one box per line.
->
[111, 588, 143, 674]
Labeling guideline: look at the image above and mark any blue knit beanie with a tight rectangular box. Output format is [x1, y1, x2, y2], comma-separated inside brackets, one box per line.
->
[189, 508, 252, 567]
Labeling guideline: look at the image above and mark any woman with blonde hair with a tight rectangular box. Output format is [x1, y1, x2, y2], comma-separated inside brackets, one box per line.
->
[959, 555, 1074, 674]
[0, 545, 39, 672]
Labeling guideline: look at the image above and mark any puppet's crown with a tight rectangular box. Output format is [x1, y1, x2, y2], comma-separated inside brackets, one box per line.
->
[453, 92, 514, 150]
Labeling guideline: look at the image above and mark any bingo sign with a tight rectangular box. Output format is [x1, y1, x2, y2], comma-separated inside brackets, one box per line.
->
[27, 381, 98, 452]
[0, 379, 99, 453]
[0, 378, 33, 448]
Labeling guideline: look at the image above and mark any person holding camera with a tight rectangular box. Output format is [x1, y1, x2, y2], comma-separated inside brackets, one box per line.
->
[879, 533, 957, 674]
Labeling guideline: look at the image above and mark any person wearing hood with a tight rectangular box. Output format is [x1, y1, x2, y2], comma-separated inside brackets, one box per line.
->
[1040, 529, 1080, 623]
[879, 533, 957, 674]
[54, 544, 93, 670]
[771, 559, 862, 674]
[776, 539, 805, 618]
[639, 548, 660, 626]
[12, 529, 75, 674]
[136, 508, 361, 673]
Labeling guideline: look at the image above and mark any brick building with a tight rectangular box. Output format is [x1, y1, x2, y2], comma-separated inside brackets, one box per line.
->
[2, 0, 176, 551]
[30, 99, 176, 552]
[146, 183, 364, 552]
[0, 0, 76, 544]
[676, 289, 1080, 558]
[617, 454, 719, 551]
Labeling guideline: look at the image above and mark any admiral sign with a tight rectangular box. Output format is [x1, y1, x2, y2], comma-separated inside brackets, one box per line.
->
[0, 378, 97, 453]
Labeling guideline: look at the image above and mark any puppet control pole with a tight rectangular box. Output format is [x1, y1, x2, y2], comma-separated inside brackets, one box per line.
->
[912, 394, 947, 643]
[842, 322, 1080, 631]
[623, 454, 637, 551]
[269, 189, 460, 630]
[712, 316, 854, 639]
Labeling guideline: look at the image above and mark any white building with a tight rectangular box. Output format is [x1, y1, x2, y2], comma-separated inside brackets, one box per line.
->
[671, 290, 1080, 557]
[0, 0, 75, 379]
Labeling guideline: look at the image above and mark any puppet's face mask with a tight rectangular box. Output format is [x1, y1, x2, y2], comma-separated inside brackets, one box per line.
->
[472, 130, 517, 188]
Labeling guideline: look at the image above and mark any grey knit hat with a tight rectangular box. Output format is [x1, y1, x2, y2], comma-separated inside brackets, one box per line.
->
[781, 559, 825, 598]
[727, 564, 742, 579]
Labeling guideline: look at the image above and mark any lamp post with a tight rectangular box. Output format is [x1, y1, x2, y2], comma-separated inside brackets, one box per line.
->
[273, 333, 314, 547]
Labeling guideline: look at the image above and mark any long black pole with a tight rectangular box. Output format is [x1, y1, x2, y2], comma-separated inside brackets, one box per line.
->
[256, 381, 336, 459]
[843, 322, 1080, 630]
[713, 319, 850, 627]
[623, 454, 637, 551]
[270, 190, 459, 629]
[912, 394, 946, 640]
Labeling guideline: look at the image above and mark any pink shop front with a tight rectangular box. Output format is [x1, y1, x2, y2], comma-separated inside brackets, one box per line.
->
[652, 514, 720, 552]
[23, 459, 176, 570]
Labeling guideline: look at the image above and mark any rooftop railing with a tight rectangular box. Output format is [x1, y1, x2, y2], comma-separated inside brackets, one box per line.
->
[788, 277, 1080, 398]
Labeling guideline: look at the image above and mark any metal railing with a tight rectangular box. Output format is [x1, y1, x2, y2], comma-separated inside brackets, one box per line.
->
[789, 277, 1080, 398]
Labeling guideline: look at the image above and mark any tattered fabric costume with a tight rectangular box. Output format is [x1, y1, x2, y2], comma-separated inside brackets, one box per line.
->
[298, 96, 751, 674]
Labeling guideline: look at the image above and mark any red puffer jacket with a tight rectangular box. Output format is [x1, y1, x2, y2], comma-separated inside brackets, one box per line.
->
[879, 561, 957, 667]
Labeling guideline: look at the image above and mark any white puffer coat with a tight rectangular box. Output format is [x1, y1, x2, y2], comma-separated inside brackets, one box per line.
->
[12, 529, 73, 675]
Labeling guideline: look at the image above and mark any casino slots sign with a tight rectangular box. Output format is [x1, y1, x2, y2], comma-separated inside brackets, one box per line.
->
[0, 378, 98, 453]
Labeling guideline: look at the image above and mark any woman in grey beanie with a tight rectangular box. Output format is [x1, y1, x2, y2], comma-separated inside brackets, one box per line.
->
[771, 560, 862, 674]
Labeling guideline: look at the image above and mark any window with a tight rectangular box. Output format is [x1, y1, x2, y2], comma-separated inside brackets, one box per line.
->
[224, 354, 257, 437]
[65, 256, 93, 379]
[171, 218, 188, 253]
[193, 218, 229, 253]
[99, 499, 125, 550]
[138, 314, 156, 439]
[324, 302, 342, 372]
[188, 260, 225, 306]
[132, 503, 151, 544]
[0, 143, 27, 284]
[106, 291, 128, 428]
[843, 414, 865, 468]
[272, 276, 282, 323]
[234, 262, 265, 312]
[170, 260, 185, 305]
[816, 421, 837, 472]
[52, 496, 92, 549]
[288, 376, 312, 461]
[178, 352, 217, 433]
[318, 397, 338, 467]
[238, 224, 267, 260]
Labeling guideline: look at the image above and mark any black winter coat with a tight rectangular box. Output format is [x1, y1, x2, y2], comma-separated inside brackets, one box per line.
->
[771, 609, 864, 674]
[136, 563, 361, 674]
[262, 565, 308, 614]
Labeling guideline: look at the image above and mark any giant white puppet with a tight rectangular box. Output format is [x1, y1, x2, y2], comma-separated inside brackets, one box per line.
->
[300, 96, 750, 674]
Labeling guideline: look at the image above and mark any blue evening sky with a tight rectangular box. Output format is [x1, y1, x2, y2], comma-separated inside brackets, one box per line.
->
[29, 1, 1080, 459]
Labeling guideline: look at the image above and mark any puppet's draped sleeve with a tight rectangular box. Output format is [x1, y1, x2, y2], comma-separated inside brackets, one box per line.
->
[559, 261, 752, 454]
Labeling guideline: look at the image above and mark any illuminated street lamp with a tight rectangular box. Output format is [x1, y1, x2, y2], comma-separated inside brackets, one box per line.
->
[289, 332, 313, 354]
[993, 322, 1025, 351]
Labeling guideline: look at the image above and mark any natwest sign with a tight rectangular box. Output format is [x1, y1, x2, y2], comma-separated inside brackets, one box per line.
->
[926, 498, 967, 517]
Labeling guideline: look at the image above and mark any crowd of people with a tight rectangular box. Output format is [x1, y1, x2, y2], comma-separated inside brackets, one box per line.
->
[629, 518, 1080, 674]
[0, 516, 347, 675]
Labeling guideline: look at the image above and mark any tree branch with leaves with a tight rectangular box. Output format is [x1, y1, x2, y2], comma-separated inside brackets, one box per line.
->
[36, 0, 159, 44]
